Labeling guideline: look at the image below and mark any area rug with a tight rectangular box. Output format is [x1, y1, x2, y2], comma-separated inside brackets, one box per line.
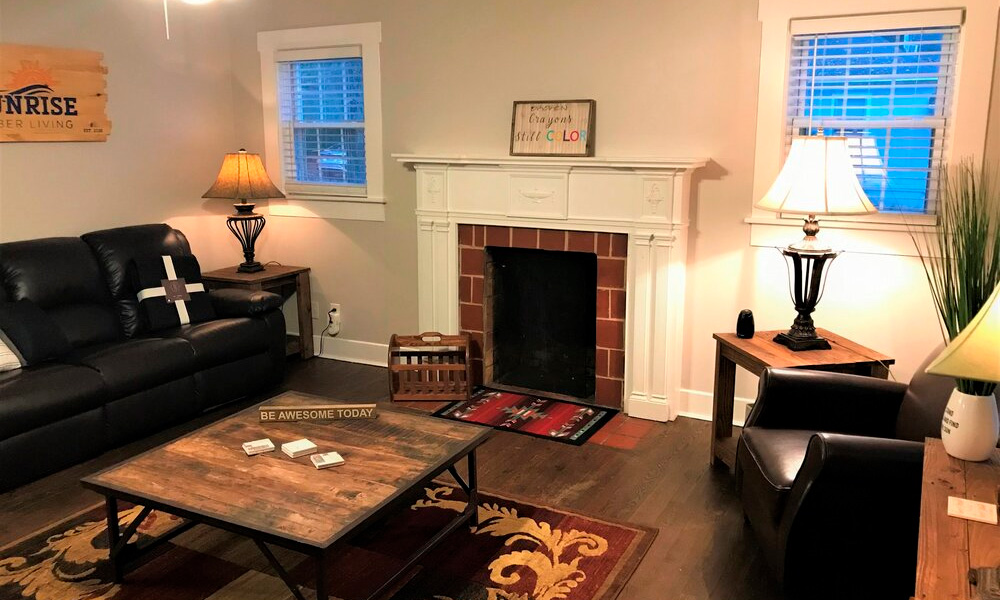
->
[433, 388, 618, 446]
[0, 485, 654, 600]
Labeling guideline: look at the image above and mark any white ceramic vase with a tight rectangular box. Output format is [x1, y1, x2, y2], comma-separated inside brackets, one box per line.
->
[940, 390, 1000, 461]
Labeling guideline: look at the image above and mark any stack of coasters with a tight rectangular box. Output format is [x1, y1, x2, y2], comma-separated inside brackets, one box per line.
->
[311, 452, 345, 469]
[242, 438, 275, 456]
[281, 438, 317, 458]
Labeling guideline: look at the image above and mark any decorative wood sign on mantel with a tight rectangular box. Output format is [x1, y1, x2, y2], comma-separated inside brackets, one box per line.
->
[0, 43, 111, 142]
[510, 100, 595, 157]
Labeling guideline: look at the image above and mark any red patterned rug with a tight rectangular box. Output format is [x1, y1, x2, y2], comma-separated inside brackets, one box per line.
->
[433, 388, 618, 445]
[0, 485, 654, 600]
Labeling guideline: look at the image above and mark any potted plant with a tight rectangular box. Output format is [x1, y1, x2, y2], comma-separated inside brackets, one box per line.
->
[914, 159, 1000, 461]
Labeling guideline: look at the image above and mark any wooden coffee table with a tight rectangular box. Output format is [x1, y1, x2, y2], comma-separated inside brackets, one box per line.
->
[81, 391, 492, 600]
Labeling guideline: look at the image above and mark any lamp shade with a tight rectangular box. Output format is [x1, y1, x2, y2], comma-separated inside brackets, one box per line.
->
[926, 283, 1000, 382]
[202, 149, 285, 201]
[757, 136, 877, 216]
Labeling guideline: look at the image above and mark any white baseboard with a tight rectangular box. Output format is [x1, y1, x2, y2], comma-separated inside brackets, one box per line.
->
[675, 388, 756, 427]
[625, 393, 673, 422]
[302, 342, 756, 426]
[313, 335, 389, 367]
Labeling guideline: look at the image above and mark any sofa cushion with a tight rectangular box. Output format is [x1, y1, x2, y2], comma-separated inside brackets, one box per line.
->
[738, 428, 815, 525]
[158, 317, 270, 369]
[130, 255, 215, 332]
[0, 300, 73, 366]
[0, 363, 107, 440]
[81, 224, 192, 338]
[47, 303, 125, 350]
[0, 237, 121, 348]
[70, 337, 196, 398]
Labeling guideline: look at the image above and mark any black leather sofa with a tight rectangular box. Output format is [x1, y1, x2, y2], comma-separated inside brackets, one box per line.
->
[736, 351, 957, 600]
[0, 224, 287, 491]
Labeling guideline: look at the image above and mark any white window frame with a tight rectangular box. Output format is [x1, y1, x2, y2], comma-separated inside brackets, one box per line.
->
[258, 22, 385, 221]
[748, 1, 998, 257]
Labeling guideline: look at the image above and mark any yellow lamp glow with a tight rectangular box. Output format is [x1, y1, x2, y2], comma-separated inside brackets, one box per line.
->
[202, 149, 284, 274]
[757, 135, 878, 252]
[754, 134, 879, 351]
[926, 283, 1000, 383]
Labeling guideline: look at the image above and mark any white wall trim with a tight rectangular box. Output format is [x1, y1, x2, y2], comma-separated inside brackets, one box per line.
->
[268, 198, 386, 221]
[675, 387, 756, 427]
[258, 22, 385, 220]
[313, 335, 389, 366]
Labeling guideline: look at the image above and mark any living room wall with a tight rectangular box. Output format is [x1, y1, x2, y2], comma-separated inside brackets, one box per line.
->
[224, 0, 1000, 416]
[224, 0, 765, 403]
[0, 0, 245, 267]
[2, 0, 998, 420]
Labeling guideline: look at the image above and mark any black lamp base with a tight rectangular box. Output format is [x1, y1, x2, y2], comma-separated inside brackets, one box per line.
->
[237, 261, 264, 273]
[776, 244, 840, 352]
[227, 201, 266, 275]
[773, 331, 831, 351]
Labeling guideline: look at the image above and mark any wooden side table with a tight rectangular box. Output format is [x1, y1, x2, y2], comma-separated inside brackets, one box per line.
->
[711, 328, 894, 468]
[201, 265, 313, 359]
[915, 439, 1000, 600]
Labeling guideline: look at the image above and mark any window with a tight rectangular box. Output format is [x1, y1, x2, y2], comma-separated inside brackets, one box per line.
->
[786, 24, 959, 214]
[258, 23, 384, 221]
[750, 5, 995, 256]
[278, 52, 367, 196]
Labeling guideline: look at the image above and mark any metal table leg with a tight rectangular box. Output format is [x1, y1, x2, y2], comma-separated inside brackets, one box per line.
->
[315, 550, 328, 600]
[104, 496, 123, 583]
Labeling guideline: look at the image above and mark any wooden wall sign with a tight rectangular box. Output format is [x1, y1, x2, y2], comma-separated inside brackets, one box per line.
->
[0, 43, 111, 142]
[510, 100, 595, 157]
[259, 403, 378, 422]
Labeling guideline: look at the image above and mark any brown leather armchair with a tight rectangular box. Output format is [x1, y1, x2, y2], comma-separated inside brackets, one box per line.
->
[736, 351, 956, 600]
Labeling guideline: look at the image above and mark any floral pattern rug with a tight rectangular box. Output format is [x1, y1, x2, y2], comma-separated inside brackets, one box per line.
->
[0, 486, 654, 600]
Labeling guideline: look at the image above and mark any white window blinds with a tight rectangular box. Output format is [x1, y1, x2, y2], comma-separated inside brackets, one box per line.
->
[786, 23, 960, 214]
[276, 46, 366, 197]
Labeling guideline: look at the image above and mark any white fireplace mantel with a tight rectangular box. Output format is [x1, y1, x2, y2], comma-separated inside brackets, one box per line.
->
[394, 153, 708, 422]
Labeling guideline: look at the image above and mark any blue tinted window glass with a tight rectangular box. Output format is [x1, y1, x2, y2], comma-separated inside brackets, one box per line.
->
[280, 57, 366, 186]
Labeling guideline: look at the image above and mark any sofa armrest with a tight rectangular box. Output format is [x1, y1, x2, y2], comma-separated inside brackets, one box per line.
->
[208, 288, 284, 318]
[746, 367, 908, 438]
[777, 433, 924, 598]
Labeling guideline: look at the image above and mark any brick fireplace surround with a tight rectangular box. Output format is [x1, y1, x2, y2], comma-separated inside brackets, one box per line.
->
[458, 224, 627, 408]
[396, 154, 707, 422]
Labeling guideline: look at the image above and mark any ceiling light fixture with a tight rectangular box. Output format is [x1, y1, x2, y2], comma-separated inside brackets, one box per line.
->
[162, 0, 216, 40]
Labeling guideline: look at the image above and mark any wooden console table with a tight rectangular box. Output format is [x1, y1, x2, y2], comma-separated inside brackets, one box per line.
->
[201, 265, 313, 359]
[915, 438, 1000, 599]
[710, 329, 894, 468]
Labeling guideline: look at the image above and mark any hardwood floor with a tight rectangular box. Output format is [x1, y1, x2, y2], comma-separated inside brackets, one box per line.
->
[0, 358, 783, 600]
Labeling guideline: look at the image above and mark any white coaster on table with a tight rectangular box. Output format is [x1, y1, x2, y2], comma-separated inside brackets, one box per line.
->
[947, 496, 998, 525]
[242, 438, 275, 456]
[281, 438, 318, 458]
[311, 452, 345, 469]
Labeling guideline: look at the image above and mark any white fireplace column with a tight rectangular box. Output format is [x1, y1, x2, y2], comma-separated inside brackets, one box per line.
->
[396, 155, 708, 422]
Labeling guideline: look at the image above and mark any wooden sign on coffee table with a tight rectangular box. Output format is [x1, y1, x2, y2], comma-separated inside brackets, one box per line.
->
[259, 403, 377, 422]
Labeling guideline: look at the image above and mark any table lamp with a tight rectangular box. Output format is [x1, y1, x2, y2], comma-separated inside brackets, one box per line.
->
[202, 149, 285, 273]
[925, 282, 1000, 461]
[756, 134, 878, 350]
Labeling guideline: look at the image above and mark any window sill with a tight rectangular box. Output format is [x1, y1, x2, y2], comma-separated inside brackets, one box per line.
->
[268, 196, 386, 222]
[745, 215, 935, 257]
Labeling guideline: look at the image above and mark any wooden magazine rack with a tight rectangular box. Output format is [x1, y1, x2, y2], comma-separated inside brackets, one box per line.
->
[388, 332, 471, 402]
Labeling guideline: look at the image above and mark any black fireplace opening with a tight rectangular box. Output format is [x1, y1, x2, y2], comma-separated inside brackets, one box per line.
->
[485, 246, 596, 399]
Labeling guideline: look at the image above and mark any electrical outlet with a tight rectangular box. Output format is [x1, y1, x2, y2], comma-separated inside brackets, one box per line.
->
[326, 303, 342, 336]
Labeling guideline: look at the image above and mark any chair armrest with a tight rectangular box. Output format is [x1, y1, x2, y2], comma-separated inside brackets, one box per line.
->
[777, 433, 924, 598]
[746, 367, 908, 438]
[208, 288, 284, 318]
